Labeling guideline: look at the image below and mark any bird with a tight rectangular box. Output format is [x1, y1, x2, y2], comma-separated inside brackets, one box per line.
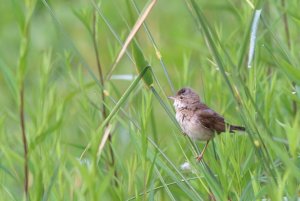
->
[168, 87, 245, 161]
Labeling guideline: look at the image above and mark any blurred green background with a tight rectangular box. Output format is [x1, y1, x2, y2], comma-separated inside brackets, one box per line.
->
[1, 0, 300, 200]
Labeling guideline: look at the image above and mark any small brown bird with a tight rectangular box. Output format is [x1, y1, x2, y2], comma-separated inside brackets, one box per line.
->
[169, 87, 245, 161]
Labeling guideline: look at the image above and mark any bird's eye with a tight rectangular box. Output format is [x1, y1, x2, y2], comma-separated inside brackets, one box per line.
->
[178, 88, 186, 95]
[180, 96, 183, 99]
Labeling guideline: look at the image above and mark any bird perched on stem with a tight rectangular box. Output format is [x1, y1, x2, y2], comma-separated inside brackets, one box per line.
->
[168, 87, 245, 161]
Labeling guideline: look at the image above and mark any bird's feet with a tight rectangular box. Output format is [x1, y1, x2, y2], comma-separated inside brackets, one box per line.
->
[195, 140, 210, 162]
[195, 154, 203, 162]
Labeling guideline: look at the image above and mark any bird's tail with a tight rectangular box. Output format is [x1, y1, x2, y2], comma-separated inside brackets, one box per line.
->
[229, 125, 245, 132]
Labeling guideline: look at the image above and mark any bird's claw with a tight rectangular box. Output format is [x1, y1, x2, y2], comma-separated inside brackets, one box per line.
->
[195, 154, 203, 162]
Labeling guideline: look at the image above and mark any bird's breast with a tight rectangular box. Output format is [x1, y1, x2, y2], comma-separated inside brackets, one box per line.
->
[176, 111, 213, 141]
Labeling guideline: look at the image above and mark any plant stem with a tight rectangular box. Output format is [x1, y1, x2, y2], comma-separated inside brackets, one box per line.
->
[281, 0, 297, 115]
[20, 85, 29, 199]
[92, 11, 118, 186]
[281, 0, 291, 50]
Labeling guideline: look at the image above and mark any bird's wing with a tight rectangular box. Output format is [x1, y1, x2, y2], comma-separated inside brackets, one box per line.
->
[196, 104, 226, 134]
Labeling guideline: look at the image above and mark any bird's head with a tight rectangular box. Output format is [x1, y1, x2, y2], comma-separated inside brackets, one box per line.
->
[168, 87, 200, 110]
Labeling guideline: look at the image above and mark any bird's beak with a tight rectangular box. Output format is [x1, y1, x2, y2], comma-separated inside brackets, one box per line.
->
[168, 96, 175, 100]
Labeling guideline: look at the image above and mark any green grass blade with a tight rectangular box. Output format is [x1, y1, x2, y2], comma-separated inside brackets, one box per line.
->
[131, 0, 175, 93]
[0, 59, 18, 103]
[42, 163, 59, 201]
[155, 167, 177, 201]
[94, 66, 151, 162]
[132, 41, 153, 88]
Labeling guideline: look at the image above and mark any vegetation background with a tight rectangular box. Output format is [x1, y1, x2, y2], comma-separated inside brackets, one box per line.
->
[0, 0, 299, 200]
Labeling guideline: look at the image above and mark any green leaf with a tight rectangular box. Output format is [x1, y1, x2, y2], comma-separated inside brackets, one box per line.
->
[0, 60, 18, 103]
[42, 163, 59, 201]
[132, 41, 153, 88]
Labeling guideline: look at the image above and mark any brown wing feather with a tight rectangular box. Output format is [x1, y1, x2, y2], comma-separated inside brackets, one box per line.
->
[196, 104, 226, 134]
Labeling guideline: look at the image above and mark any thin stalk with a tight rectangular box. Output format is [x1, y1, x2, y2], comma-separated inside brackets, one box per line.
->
[20, 85, 29, 199]
[131, 0, 175, 94]
[281, 0, 297, 115]
[126, 176, 201, 201]
[92, 11, 117, 185]
[281, 0, 291, 50]
[17, 3, 35, 198]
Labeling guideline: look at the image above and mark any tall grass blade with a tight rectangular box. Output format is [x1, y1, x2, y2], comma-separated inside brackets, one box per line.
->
[247, 9, 262, 68]
[42, 164, 59, 201]
[0, 60, 18, 102]
[132, 41, 153, 88]
[91, 0, 135, 67]
[155, 167, 177, 201]
[41, 0, 104, 90]
[131, 0, 175, 93]
[107, 0, 157, 78]
[127, 177, 201, 201]
[94, 66, 151, 163]
[146, 137, 204, 200]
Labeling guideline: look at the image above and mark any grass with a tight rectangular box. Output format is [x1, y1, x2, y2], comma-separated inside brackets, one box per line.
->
[0, 0, 300, 200]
